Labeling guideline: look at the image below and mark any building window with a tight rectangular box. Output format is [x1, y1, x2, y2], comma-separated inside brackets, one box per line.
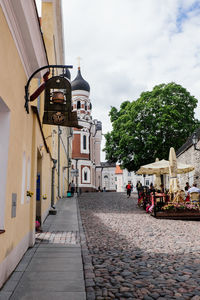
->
[77, 101, 81, 109]
[83, 135, 87, 150]
[82, 167, 90, 183]
[85, 103, 87, 110]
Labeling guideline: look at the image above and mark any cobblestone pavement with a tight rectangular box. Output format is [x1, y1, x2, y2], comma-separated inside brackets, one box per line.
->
[78, 192, 200, 300]
[36, 231, 80, 244]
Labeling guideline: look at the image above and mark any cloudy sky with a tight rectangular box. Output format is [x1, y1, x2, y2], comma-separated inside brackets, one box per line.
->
[39, 0, 200, 161]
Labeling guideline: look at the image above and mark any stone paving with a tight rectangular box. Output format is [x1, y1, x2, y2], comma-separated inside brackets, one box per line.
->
[36, 231, 79, 244]
[78, 192, 200, 300]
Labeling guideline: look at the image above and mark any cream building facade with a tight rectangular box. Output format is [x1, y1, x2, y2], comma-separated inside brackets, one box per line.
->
[0, 0, 72, 288]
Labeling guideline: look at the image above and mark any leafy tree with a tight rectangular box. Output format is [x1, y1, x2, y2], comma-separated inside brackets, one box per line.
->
[104, 82, 200, 171]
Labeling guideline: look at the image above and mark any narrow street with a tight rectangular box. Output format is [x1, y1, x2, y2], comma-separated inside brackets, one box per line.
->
[79, 192, 200, 300]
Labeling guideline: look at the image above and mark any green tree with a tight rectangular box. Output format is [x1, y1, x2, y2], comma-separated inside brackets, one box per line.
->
[104, 82, 200, 171]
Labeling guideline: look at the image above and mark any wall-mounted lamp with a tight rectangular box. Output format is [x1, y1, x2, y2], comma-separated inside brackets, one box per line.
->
[192, 131, 200, 151]
[24, 65, 82, 128]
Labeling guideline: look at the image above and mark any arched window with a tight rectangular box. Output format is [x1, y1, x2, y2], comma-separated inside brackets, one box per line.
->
[83, 135, 87, 150]
[85, 103, 87, 110]
[77, 101, 81, 109]
[82, 167, 90, 183]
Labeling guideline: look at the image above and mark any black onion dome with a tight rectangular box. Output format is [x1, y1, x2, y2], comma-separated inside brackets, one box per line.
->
[71, 68, 90, 92]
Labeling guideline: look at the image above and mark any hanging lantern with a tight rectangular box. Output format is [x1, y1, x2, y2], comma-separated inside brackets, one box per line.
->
[42, 75, 81, 128]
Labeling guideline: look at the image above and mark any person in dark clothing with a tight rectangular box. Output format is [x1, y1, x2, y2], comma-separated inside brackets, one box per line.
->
[185, 182, 190, 191]
[126, 182, 132, 198]
[136, 181, 142, 197]
[70, 180, 75, 196]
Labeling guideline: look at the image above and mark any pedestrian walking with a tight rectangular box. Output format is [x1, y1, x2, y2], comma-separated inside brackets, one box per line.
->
[126, 182, 132, 198]
[70, 180, 75, 196]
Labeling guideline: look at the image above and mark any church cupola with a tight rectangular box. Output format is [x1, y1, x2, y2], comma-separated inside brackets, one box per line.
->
[71, 64, 92, 120]
[71, 67, 90, 92]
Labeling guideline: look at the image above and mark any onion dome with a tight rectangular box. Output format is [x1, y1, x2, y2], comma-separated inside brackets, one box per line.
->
[71, 67, 90, 92]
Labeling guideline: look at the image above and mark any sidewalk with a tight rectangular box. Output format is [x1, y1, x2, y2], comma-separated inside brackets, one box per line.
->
[0, 196, 86, 300]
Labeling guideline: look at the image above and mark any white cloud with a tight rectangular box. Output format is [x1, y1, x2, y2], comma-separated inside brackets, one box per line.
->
[62, 0, 200, 161]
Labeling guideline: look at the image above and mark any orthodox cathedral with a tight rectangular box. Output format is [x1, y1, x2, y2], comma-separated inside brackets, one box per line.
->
[71, 66, 102, 192]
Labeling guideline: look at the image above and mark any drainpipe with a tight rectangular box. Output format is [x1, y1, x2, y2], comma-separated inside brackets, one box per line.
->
[58, 126, 62, 198]
[51, 159, 57, 206]
[67, 131, 72, 189]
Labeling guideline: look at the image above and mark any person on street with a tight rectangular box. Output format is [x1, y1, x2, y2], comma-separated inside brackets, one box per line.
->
[136, 181, 142, 198]
[126, 182, 132, 198]
[71, 180, 75, 196]
[184, 182, 190, 191]
[187, 183, 200, 194]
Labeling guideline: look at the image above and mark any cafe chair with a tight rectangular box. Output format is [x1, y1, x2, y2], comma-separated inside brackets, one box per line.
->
[189, 192, 200, 204]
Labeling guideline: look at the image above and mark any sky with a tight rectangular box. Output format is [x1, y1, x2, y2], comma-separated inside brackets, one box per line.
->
[37, 0, 200, 161]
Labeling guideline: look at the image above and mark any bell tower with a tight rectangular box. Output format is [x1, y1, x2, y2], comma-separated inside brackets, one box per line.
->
[71, 63, 102, 192]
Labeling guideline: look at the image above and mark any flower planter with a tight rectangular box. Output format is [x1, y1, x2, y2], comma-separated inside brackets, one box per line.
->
[155, 210, 200, 220]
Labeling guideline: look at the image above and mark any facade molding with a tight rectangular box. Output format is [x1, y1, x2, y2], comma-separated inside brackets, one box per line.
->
[0, 0, 48, 78]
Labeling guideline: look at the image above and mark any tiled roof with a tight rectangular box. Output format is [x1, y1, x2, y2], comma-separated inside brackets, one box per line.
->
[176, 128, 200, 157]
[101, 161, 116, 168]
[115, 165, 123, 174]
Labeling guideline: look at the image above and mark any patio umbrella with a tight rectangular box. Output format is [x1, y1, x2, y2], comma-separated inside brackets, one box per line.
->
[153, 158, 162, 189]
[169, 147, 180, 193]
[137, 159, 194, 175]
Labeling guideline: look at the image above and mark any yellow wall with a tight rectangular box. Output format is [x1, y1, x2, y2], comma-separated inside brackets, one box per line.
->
[0, 7, 52, 263]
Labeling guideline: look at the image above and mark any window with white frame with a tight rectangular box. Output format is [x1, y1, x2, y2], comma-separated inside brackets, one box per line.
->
[82, 167, 90, 183]
[81, 132, 89, 154]
[77, 100, 81, 109]
[83, 135, 87, 150]
[0, 97, 10, 229]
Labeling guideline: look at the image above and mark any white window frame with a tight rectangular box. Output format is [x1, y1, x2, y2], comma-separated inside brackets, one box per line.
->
[82, 167, 90, 184]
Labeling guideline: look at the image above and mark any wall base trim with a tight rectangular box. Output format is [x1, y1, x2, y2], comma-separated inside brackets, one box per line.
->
[0, 229, 34, 288]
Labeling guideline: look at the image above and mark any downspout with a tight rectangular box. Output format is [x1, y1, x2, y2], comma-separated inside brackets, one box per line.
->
[58, 126, 61, 198]
[51, 159, 57, 206]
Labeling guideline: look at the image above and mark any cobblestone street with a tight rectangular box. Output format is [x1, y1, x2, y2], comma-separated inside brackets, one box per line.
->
[79, 192, 200, 300]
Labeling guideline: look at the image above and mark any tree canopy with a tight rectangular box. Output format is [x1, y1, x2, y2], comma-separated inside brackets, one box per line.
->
[104, 82, 200, 171]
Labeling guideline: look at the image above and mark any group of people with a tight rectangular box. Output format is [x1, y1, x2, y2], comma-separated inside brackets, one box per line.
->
[125, 181, 143, 198]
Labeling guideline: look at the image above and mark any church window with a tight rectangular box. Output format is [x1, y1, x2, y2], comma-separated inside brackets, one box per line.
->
[83, 135, 87, 150]
[77, 101, 81, 109]
[82, 167, 90, 183]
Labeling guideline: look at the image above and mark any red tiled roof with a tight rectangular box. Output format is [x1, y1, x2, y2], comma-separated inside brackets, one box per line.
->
[115, 165, 123, 174]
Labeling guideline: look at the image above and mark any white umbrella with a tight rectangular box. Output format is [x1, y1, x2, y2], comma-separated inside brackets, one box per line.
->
[169, 147, 180, 193]
[137, 159, 194, 175]
[153, 158, 162, 190]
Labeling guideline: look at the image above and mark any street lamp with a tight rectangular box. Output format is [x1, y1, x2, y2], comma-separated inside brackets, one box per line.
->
[192, 131, 200, 151]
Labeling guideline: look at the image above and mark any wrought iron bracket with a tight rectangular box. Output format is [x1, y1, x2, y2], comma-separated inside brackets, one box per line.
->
[24, 64, 73, 113]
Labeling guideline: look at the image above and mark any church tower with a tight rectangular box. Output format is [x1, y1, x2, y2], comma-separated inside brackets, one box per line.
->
[71, 66, 102, 192]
